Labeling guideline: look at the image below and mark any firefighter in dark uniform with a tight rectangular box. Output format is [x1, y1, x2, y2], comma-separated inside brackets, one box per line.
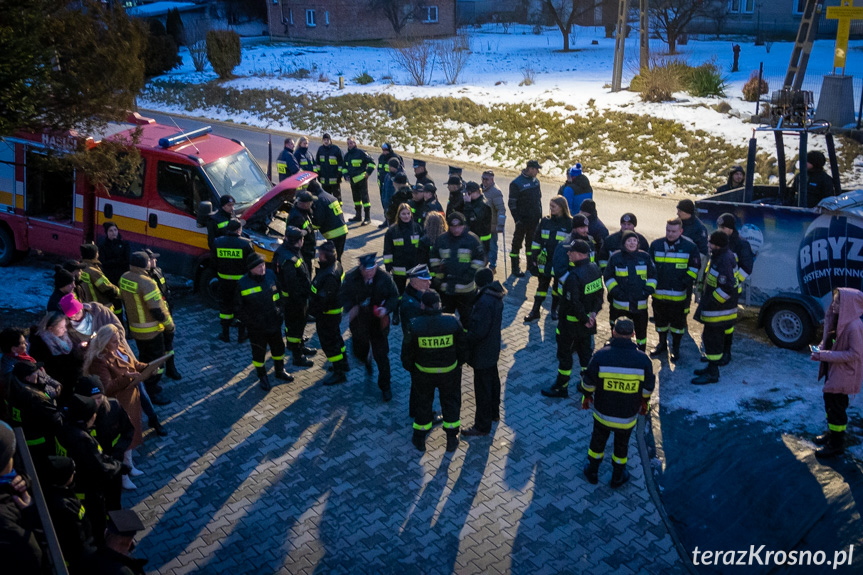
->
[235, 253, 293, 391]
[315, 133, 345, 202]
[597, 213, 649, 272]
[143, 249, 182, 381]
[408, 184, 426, 226]
[343, 137, 376, 224]
[89, 509, 148, 575]
[430, 211, 486, 326]
[676, 199, 709, 258]
[6, 361, 64, 465]
[445, 175, 466, 217]
[413, 158, 434, 188]
[213, 219, 255, 343]
[402, 290, 467, 453]
[310, 241, 349, 385]
[386, 172, 413, 225]
[309, 180, 348, 261]
[288, 190, 317, 273]
[716, 212, 754, 366]
[340, 253, 399, 401]
[274, 226, 317, 368]
[508, 160, 543, 278]
[421, 183, 443, 215]
[277, 137, 300, 181]
[384, 202, 423, 294]
[462, 181, 493, 256]
[43, 455, 98, 571]
[578, 318, 654, 488]
[603, 230, 657, 351]
[692, 231, 739, 385]
[648, 218, 701, 362]
[206, 195, 235, 254]
[542, 239, 604, 399]
[525, 197, 572, 322]
[80, 243, 121, 315]
[377, 142, 404, 191]
[551, 214, 597, 298]
[295, 136, 316, 173]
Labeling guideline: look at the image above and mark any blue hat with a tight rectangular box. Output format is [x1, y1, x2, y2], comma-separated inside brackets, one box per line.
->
[413, 159, 426, 168]
[569, 163, 582, 178]
[407, 264, 432, 280]
[448, 166, 463, 177]
[284, 226, 306, 242]
[358, 253, 377, 269]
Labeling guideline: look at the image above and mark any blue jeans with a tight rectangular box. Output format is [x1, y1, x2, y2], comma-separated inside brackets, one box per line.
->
[138, 381, 157, 421]
[488, 233, 499, 269]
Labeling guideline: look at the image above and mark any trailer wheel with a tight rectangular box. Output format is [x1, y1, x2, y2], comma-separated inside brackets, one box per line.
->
[0, 227, 15, 267]
[198, 265, 220, 309]
[764, 304, 813, 350]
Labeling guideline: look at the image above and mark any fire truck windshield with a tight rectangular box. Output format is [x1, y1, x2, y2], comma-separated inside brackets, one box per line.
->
[203, 150, 271, 207]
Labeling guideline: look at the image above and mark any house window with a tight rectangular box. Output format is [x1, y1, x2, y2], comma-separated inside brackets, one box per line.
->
[325, 11, 329, 25]
[288, 9, 293, 25]
[424, 5, 439, 23]
[793, 0, 806, 14]
[728, 0, 754, 13]
[306, 9, 316, 27]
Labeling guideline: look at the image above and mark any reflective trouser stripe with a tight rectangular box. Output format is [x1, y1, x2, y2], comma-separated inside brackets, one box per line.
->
[588, 449, 604, 459]
[413, 422, 432, 431]
[828, 423, 847, 432]
[442, 420, 461, 429]
[220, 313, 233, 320]
[612, 455, 627, 464]
[26, 436, 46, 446]
[415, 360, 458, 374]
[253, 360, 265, 367]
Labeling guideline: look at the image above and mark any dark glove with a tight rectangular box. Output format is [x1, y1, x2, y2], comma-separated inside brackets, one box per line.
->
[528, 260, 539, 275]
[581, 394, 593, 410]
[640, 398, 650, 416]
[151, 308, 166, 322]
[119, 463, 132, 476]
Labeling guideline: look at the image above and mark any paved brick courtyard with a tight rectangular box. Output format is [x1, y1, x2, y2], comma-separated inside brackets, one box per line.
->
[125, 224, 687, 574]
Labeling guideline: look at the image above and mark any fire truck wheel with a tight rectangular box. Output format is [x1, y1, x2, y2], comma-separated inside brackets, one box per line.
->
[198, 265, 220, 309]
[764, 304, 813, 350]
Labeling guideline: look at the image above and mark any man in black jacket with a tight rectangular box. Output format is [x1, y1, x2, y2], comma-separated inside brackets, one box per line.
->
[786, 150, 836, 208]
[213, 219, 255, 343]
[310, 242, 348, 385]
[463, 268, 505, 436]
[6, 361, 64, 465]
[287, 190, 317, 272]
[578, 319, 654, 488]
[508, 160, 543, 278]
[543, 240, 603, 399]
[402, 291, 467, 453]
[715, 213, 754, 367]
[89, 510, 148, 575]
[463, 181, 493, 255]
[274, 226, 317, 368]
[206, 195, 235, 253]
[676, 199, 708, 258]
[315, 133, 345, 201]
[597, 213, 649, 271]
[44, 455, 98, 571]
[413, 159, 434, 188]
[430, 211, 486, 325]
[310, 180, 348, 261]
[344, 137, 376, 224]
[277, 137, 300, 181]
[236, 254, 293, 391]
[340, 253, 399, 401]
[0, 420, 44, 573]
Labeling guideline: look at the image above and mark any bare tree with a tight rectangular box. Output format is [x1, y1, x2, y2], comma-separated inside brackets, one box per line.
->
[390, 37, 436, 85]
[543, 0, 601, 51]
[707, 0, 728, 38]
[436, 34, 471, 84]
[184, 19, 210, 73]
[370, 0, 420, 36]
[650, 0, 707, 54]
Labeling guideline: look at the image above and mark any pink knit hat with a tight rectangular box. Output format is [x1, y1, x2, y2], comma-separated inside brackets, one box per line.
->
[59, 293, 83, 317]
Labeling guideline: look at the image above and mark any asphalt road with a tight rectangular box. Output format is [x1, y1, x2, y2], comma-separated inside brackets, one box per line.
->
[141, 109, 680, 242]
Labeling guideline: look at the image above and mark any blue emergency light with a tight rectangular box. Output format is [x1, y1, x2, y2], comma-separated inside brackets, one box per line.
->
[158, 126, 212, 149]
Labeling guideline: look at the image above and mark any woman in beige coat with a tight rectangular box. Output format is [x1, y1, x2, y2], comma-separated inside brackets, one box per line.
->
[84, 324, 146, 489]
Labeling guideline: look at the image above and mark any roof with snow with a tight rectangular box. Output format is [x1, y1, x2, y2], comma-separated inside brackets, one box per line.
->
[127, 2, 202, 18]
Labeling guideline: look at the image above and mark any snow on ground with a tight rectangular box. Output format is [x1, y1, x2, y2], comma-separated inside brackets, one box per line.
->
[142, 24, 863, 189]
[0, 261, 55, 314]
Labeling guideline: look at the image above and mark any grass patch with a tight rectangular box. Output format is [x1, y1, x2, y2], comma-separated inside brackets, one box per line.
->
[352, 71, 374, 85]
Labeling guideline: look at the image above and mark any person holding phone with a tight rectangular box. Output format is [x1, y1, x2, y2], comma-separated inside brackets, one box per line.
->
[810, 288, 863, 458]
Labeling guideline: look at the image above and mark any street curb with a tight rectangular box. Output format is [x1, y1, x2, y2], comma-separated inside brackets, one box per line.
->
[637, 413, 699, 574]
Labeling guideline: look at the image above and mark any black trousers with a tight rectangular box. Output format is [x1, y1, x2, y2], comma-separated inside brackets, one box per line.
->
[510, 219, 539, 265]
[349, 178, 370, 212]
[393, 274, 407, 295]
[652, 299, 688, 334]
[824, 392, 850, 432]
[349, 314, 391, 390]
[284, 300, 307, 347]
[588, 418, 634, 464]
[413, 368, 462, 435]
[248, 330, 285, 368]
[322, 182, 342, 202]
[331, 234, 347, 262]
[316, 314, 345, 364]
[135, 334, 165, 396]
[441, 291, 475, 326]
[701, 323, 729, 362]
[534, 275, 558, 302]
[472, 366, 500, 433]
[218, 278, 239, 327]
[556, 324, 593, 382]
[610, 307, 649, 347]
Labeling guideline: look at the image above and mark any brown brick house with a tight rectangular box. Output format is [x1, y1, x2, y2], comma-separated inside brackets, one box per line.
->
[266, 0, 457, 42]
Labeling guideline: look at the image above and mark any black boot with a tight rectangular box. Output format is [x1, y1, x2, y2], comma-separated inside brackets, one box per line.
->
[583, 457, 601, 484]
[237, 324, 248, 343]
[445, 431, 460, 452]
[610, 463, 630, 488]
[218, 324, 231, 343]
[273, 360, 293, 382]
[362, 206, 371, 225]
[813, 431, 831, 446]
[523, 300, 542, 322]
[148, 417, 167, 437]
[649, 333, 668, 358]
[550, 296, 559, 321]
[717, 333, 733, 366]
[670, 333, 682, 362]
[299, 345, 317, 356]
[293, 349, 313, 367]
[815, 431, 845, 459]
[511, 258, 524, 278]
[412, 430, 427, 452]
[321, 360, 348, 386]
[165, 355, 182, 380]
[691, 362, 720, 385]
[349, 209, 362, 222]
[257, 367, 271, 391]
[541, 375, 569, 398]
[637, 342, 647, 352]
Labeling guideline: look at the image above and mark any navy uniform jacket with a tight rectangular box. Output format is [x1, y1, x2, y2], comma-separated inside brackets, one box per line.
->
[648, 236, 701, 305]
[695, 247, 739, 329]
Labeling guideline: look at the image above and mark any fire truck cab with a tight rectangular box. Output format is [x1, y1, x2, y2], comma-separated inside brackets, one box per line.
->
[0, 114, 314, 304]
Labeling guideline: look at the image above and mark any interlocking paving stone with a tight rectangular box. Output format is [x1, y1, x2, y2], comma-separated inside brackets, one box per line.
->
[121, 224, 686, 573]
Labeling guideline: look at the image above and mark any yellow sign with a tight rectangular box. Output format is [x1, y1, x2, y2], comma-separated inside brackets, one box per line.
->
[826, 0, 863, 70]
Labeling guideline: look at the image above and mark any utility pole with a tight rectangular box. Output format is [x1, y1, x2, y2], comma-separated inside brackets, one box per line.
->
[611, 0, 630, 92]
[639, 0, 649, 71]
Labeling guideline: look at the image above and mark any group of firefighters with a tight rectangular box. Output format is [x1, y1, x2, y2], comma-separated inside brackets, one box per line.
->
[207, 141, 758, 486]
